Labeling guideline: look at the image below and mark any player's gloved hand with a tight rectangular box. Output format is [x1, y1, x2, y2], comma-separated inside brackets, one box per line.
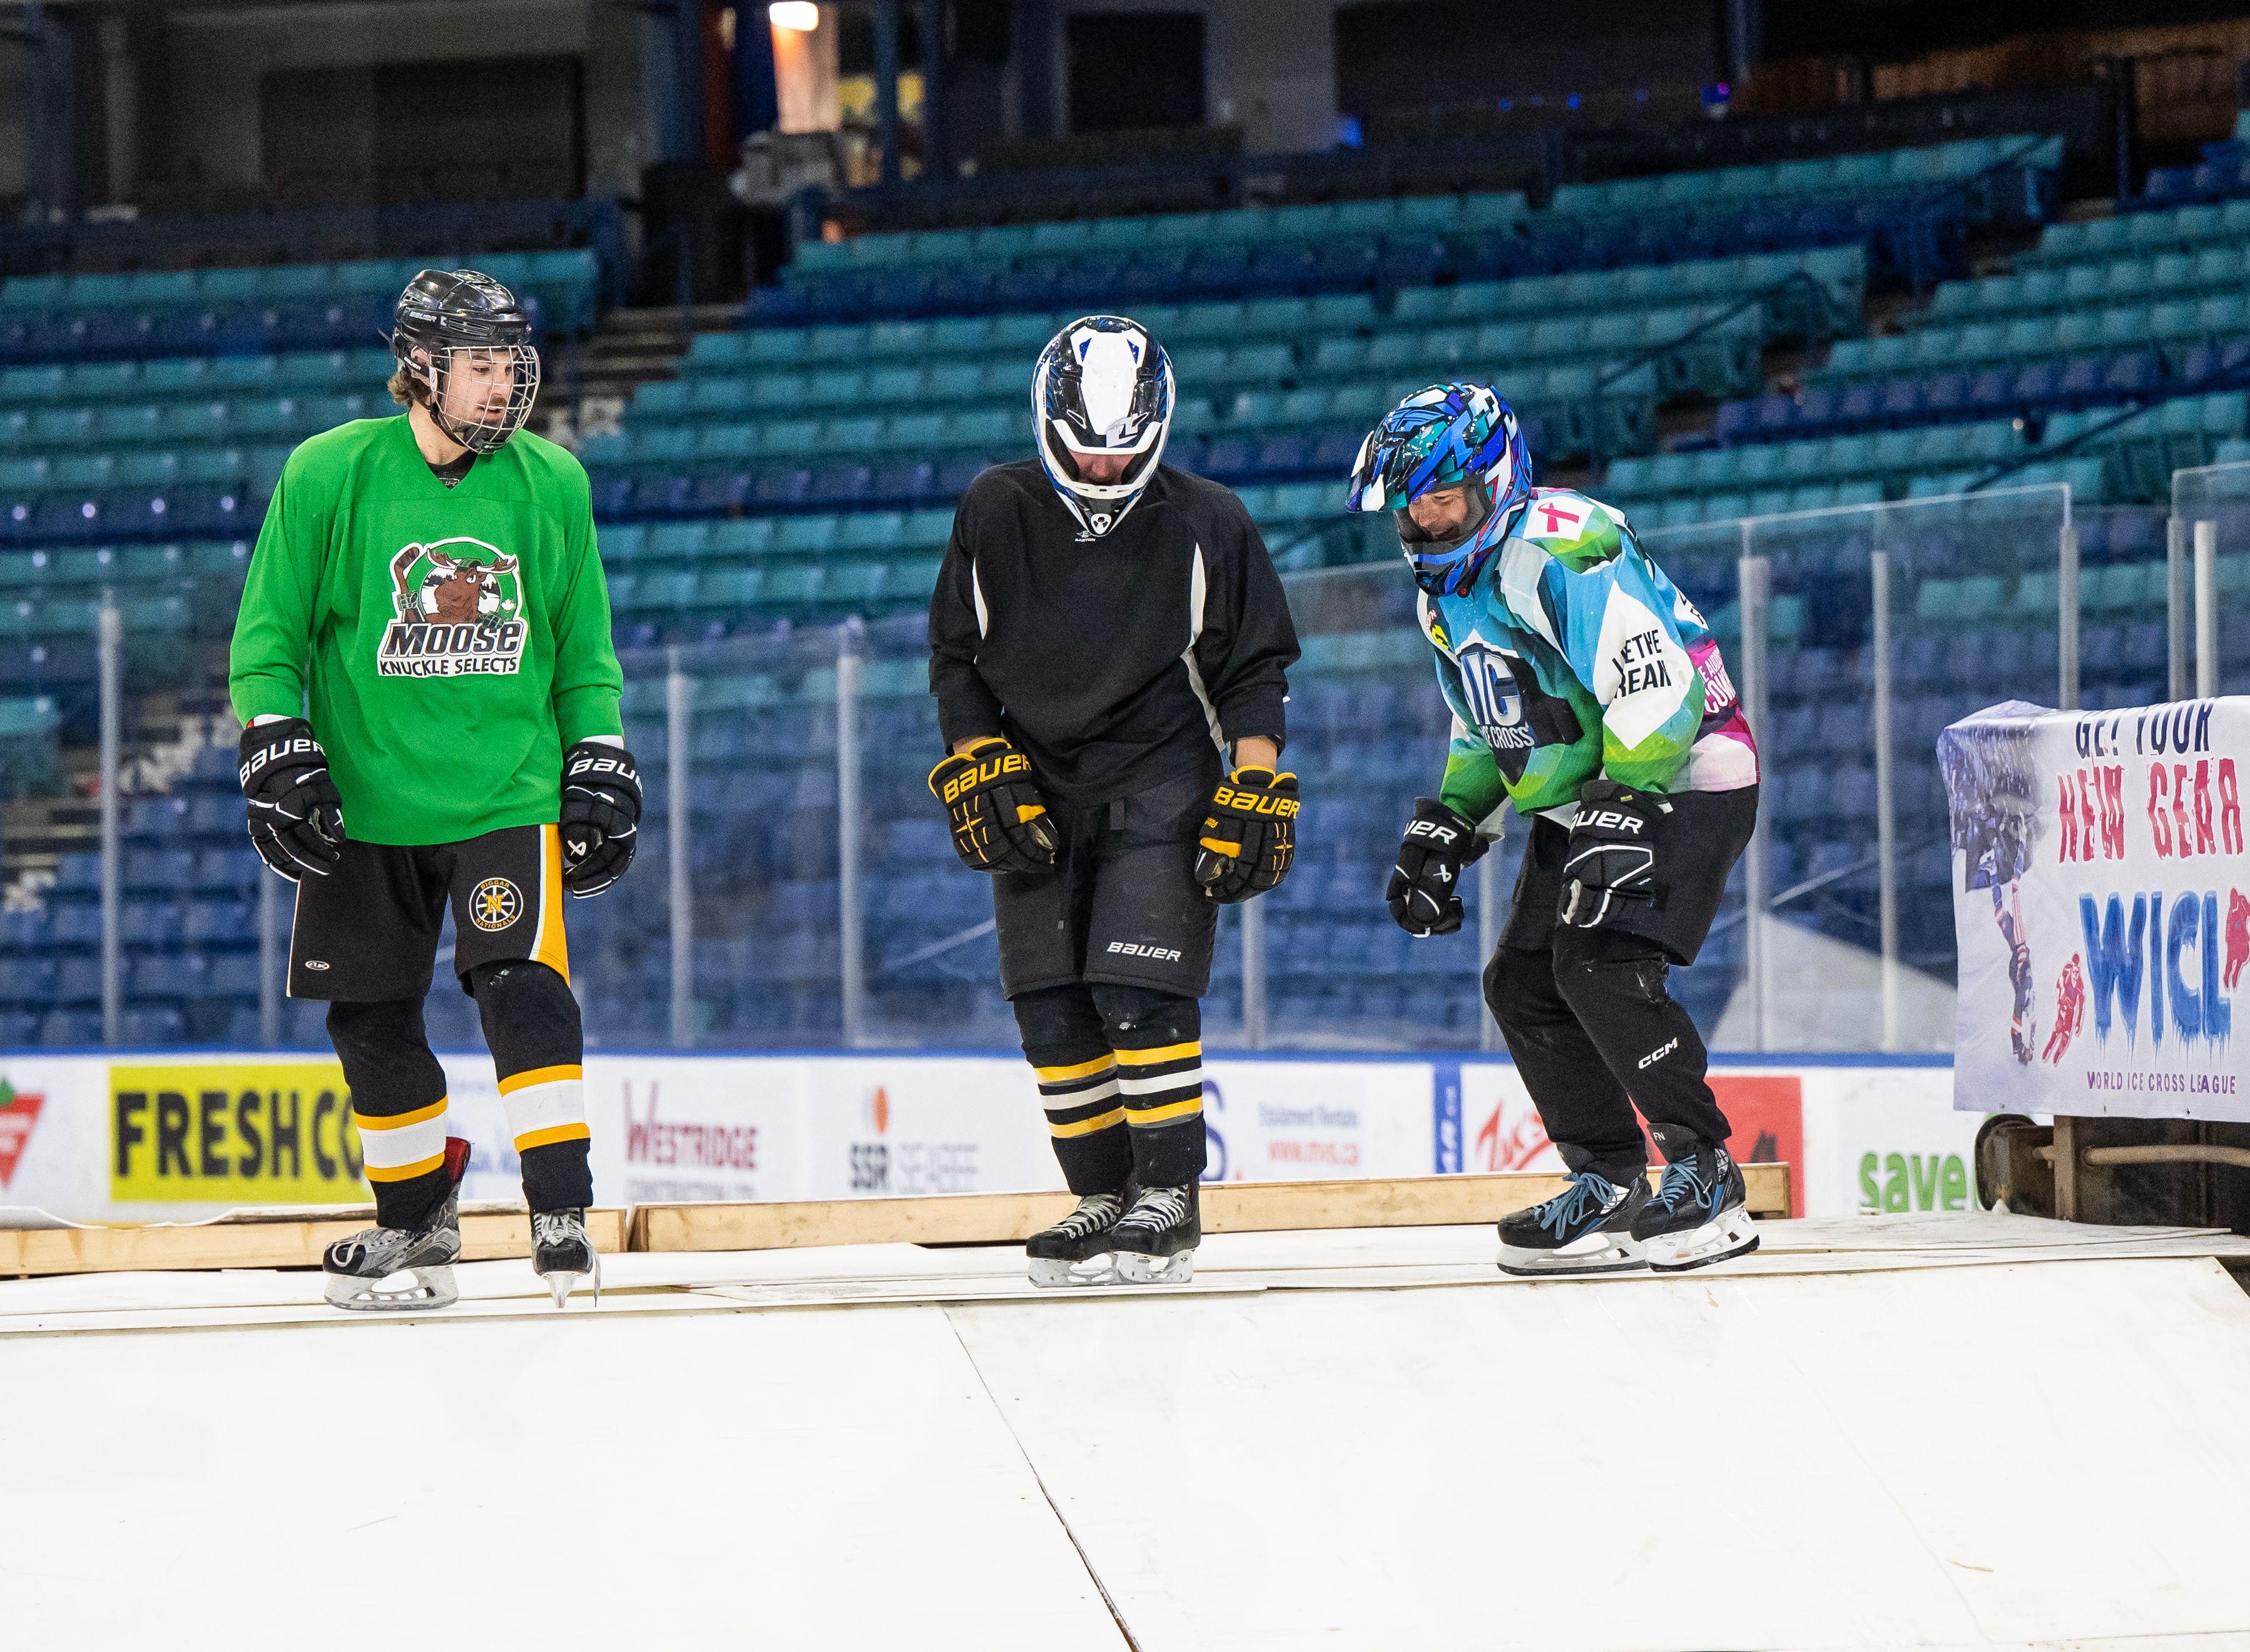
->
[929, 736, 1057, 875]
[238, 717, 345, 881]
[1558, 778, 1671, 931]
[1195, 765, 1299, 904]
[559, 738, 642, 896]
[1387, 797, 1485, 937]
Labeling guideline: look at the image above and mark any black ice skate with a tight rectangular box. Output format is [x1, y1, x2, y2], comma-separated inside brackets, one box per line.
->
[1110, 1181, 1199, 1284]
[1496, 1170, 1649, 1276]
[532, 1208, 600, 1308]
[1025, 1190, 1126, 1288]
[1632, 1137, 1759, 1272]
[323, 1137, 469, 1312]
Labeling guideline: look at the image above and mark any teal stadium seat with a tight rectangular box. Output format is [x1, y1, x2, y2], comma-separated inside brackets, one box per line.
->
[646, 522, 712, 563]
[695, 566, 764, 608]
[760, 563, 825, 606]
[599, 523, 648, 564]
[709, 518, 777, 559]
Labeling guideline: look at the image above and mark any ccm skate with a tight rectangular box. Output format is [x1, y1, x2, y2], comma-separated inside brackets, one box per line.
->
[1634, 1136, 1759, 1272]
[1496, 1169, 1649, 1276]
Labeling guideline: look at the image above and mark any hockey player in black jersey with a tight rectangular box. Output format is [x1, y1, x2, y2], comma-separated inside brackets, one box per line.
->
[928, 315, 1301, 1286]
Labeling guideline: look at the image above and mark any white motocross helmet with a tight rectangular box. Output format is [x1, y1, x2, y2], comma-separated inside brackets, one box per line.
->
[1031, 315, 1175, 538]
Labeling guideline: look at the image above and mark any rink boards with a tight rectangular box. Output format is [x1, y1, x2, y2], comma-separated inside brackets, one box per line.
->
[4, 1213, 2250, 1650]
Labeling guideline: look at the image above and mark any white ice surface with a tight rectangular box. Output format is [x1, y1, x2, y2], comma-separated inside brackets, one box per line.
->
[5, 1215, 2250, 1649]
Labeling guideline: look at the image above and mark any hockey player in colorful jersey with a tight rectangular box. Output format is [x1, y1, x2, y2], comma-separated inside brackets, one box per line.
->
[229, 270, 636, 1310]
[1350, 384, 1761, 1273]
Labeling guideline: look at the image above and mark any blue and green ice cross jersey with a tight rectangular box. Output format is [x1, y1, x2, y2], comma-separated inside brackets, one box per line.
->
[1417, 487, 1760, 828]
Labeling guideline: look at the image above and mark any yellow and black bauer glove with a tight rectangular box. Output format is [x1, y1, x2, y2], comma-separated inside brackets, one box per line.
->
[928, 737, 1059, 875]
[1195, 765, 1299, 904]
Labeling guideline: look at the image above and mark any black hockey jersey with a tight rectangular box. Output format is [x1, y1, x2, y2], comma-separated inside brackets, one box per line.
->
[928, 461, 1301, 805]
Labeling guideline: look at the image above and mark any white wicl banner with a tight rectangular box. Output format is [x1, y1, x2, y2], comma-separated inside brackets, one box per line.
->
[1943, 698, 2250, 1120]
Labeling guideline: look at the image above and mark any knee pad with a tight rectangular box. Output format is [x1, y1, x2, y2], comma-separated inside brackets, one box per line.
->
[325, 997, 445, 1110]
[1012, 983, 1107, 1064]
[467, 961, 581, 1078]
[1088, 983, 1198, 1049]
[1475, 945, 1548, 1021]
[1551, 931, 1672, 1014]
[326, 997, 425, 1064]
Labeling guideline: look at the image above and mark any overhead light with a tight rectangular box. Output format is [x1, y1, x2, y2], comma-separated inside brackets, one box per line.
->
[770, 2, 819, 30]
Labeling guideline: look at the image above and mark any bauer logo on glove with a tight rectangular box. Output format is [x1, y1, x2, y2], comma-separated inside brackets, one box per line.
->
[1195, 765, 1298, 903]
[1387, 797, 1487, 937]
[929, 736, 1059, 875]
[559, 738, 643, 897]
[237, 717, 347, 882]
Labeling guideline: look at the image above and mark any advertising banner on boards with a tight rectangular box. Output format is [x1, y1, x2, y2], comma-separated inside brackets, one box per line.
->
[1943, 698, 2250, 1121]
[1, 1049, 1985, 1226]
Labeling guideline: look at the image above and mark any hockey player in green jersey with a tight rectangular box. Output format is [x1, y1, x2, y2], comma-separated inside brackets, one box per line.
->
[1350, 384, 1761, 1275]
[228, 270, 638, 1310]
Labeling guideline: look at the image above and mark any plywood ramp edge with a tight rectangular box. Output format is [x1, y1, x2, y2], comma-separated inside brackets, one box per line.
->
[0, 1207, 630, 1278]
[631, 1165, 1793, 1254]
[0, 1168, 1789, 1276]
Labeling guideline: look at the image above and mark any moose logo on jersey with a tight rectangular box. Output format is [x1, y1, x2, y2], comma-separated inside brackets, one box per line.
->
[379, 537, 527, 678]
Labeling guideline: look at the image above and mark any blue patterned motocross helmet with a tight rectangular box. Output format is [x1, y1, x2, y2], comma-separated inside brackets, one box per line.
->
[1346, 382, 1532, 595]
[1032, 315, 1175, 538]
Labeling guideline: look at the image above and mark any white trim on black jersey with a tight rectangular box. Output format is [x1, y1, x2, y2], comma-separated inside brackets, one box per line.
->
[1178, 541, 1227, 755]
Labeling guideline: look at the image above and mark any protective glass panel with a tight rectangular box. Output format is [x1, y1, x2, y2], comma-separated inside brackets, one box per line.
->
[38, 567, 257, 1051]
[2170, 461, 2250, 696]
[1267, 561, 1496, 1049]
[1647, 485, 2072, 1052]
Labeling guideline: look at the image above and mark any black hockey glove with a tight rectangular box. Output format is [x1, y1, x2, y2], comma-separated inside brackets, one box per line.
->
[1558, 779, 1672, 932]
[928, 737, 1057, 875]
[238, 718, 345, 881]
[1196, 765, 1299, 904]
[1387, 797, 1486, 937]
[559, 739, 642, 897]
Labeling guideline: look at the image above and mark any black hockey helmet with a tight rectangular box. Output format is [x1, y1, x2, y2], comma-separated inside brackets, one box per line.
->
[391, 268, 540, 454]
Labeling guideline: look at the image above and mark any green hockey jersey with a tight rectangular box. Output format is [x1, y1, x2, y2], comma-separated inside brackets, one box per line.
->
[228, 416, 623, 845]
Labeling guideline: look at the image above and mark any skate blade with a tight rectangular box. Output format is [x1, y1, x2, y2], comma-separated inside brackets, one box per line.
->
[543, 1258, 600, 1309]
[1114, 1250, 1194, 1285]
[1495, 1241, 1646, 1277]
[324, 1265, 458, 1312]
[1645, 1208, 1760, 1273]
[1028, 1253, 1120, 1289]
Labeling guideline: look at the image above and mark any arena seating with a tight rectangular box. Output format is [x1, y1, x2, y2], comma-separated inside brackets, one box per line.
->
[581, 244, 1869, 626]
[1669, 193, 2250, 532]
[2138, 111, 2250, 207]
[0, 251, 601, 364]
[761, 137, 2058, 322]
[23, 121, 2248, 1051]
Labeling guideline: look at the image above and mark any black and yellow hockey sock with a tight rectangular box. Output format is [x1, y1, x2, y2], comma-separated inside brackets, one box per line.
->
[327, 997, 452, 1231]
[1095, 986, 1206, 1188]
[1014, 984, 1131, 1194]
[471, 961, 593, 1212]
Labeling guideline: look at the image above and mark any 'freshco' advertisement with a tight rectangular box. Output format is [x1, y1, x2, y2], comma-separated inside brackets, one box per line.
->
[0, 1049, 1975, 1224]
